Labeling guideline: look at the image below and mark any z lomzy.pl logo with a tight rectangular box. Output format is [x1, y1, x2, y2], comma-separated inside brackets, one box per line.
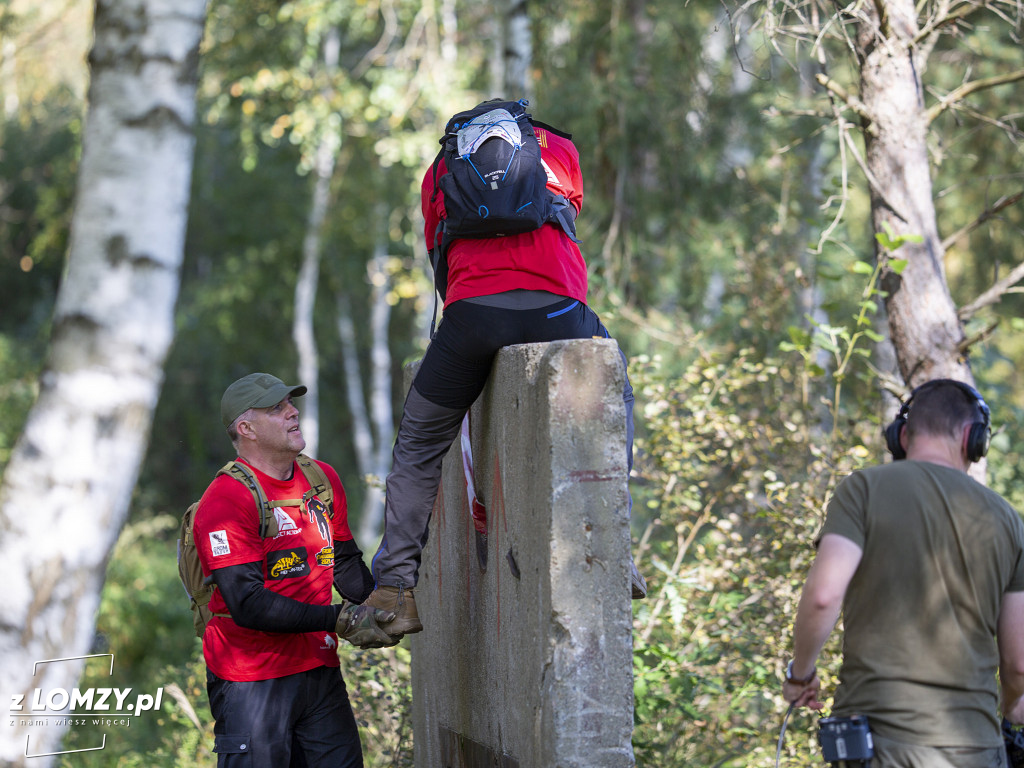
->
[7, 653, 164, 758]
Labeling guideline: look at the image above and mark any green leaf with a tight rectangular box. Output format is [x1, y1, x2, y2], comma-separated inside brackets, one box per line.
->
[786, 326, 811, 346]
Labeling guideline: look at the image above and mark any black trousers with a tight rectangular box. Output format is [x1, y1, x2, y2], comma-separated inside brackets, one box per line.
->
[371, 297, 635, 587]
[207, 665, 362, 768]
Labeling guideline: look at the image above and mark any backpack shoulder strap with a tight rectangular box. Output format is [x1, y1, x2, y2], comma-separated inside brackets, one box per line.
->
[549, 195, 581, 244]
[180, 501, 201, 549]
[429, 145, 445, 204]
[295, 453, 334, 516]
[220, 460, 278, 538]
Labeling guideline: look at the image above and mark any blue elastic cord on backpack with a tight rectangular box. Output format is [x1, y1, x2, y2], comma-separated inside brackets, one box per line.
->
[464, 157, 487, 185]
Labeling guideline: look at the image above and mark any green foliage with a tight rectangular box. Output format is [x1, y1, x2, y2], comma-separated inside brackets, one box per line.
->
[630, 264, 888, 765]
[344, 644, 414, 767]
[780, 257, 889, 440]
[0, 89, 80, 472]
[630, 347, 877, 766]
[140, 0, 485, 519]
[0, 332, 41, 469]
[3, 0, 1024, 765]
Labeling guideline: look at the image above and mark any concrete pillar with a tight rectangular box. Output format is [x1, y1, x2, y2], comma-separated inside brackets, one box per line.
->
[409, 339, 635, 768]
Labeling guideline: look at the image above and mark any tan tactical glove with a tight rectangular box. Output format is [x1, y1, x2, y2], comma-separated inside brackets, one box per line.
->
[335, 601, 397, 649]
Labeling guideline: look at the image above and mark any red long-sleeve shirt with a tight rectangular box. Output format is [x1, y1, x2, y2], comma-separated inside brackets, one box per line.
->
[194, 458, 352, 681]
[422, 125, 589, 306]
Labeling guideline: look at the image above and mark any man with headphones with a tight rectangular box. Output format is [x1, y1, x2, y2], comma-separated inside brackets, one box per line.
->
[782, 379, 1024, 767]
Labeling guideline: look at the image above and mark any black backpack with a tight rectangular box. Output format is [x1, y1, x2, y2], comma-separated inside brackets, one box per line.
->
[428, 99, 580, 305]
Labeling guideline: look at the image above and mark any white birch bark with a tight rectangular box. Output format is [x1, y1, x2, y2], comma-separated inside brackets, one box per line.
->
[363, 252, 394, 545]
[503, 0, 532, 100]
[337, 291, 375, 485]
[293, 27, 342, 459]
[0, 0, 207, 764]
[337, 248, 394, 547]
[440, 0, 458, 64]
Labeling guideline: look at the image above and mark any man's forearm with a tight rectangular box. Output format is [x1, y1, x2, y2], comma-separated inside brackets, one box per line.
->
[999, 591, 1024, 722]
[791, 591, 842, 678]
[334, 538, 374, 603]
[1001, 664, 1024, 721]
[213, 562, 340, 633]
[789, 534, 863, 677]
[1003, 680, 1024, 722]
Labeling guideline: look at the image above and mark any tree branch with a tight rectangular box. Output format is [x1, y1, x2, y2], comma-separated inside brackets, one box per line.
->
[925, 69, 1024, 125]
[942, 190, 1024, 252]
[815, 73, 876, 134]
[915, 2, 988, 44]
[957, 319, 1000, 353]
[958, 260, 1024, 321]
[871, 0, 892, 38]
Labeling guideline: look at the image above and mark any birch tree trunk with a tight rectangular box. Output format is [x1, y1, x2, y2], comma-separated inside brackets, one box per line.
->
[502, 0, 532, 99]
[337, 247, 394, 546]
[856, 0, 972, 388]
[362, 252, 394, 544]
[0, 0, 206, 763]
[293, 27, 342, 459]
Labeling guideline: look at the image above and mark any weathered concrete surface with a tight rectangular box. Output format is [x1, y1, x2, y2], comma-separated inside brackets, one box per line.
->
[409, 339, 635, 768]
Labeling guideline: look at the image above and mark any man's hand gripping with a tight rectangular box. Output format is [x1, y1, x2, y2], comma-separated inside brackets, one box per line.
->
[336, 601, 398, 649]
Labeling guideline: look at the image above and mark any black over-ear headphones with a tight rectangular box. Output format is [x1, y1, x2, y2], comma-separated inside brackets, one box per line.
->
[884, 379, 991, 462]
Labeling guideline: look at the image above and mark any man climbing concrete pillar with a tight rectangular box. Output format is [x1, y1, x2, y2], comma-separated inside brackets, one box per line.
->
[362, 98, 645, 643]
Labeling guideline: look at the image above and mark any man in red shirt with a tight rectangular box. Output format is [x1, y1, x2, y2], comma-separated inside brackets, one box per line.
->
[194, 372, 392, 767]
[363, 101, 644, 640]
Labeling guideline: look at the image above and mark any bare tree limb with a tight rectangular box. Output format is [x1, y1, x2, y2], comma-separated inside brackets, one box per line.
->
[0, 0, 81, 69]
[957, 319, 1000, 353]
[871, 0, 892, 38]
[815, 72, 876, 132]
[925, 68, 1024, 124]
[958, 260, 1024, 321]
[915, 1, 989, 44]
[353, 0, 400, 79]
[941, 190, 1024, 252]
[811, 109, 852, 254]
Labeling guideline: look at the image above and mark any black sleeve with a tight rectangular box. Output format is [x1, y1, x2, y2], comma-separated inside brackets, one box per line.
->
[211, 562, 342, 633]
[334, 539, 374, 603]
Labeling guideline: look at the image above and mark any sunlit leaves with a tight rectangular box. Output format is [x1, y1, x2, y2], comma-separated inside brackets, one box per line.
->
[631, 347, 876, 765]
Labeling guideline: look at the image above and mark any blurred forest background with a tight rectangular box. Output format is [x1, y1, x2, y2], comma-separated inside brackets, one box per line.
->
[1, 0, 1023, 765]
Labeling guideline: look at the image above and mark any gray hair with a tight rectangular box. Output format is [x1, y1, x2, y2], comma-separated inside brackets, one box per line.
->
[226, 407, 255, 448]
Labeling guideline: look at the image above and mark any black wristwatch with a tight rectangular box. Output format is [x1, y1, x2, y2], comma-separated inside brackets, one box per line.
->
[785, 660, 816, 685]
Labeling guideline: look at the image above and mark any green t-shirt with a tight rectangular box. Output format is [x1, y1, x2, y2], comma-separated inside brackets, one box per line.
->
[822, 460, 1024, 747]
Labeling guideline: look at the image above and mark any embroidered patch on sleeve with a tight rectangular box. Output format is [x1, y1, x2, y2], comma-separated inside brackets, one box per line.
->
[209, 530, 231, 557]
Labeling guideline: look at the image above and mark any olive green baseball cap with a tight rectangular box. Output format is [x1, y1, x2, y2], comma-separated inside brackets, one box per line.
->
[221, 372, 307, 428]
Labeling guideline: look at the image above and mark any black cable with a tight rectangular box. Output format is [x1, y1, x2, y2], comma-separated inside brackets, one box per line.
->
[776, 702, 796, 768]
